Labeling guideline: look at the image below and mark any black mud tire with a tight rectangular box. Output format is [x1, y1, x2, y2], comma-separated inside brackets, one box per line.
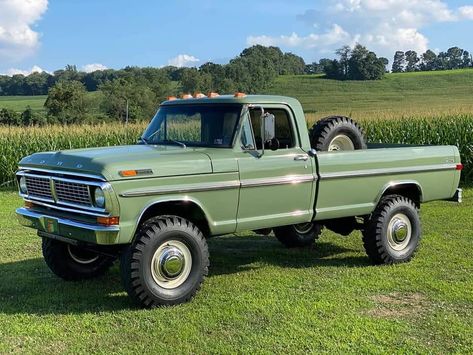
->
[120, 216, 209, 308]
[309, 116, 367, 151]
[362, 195, 421, 265]
[273, 223, 323, 248]
[42, 238, 115, 281]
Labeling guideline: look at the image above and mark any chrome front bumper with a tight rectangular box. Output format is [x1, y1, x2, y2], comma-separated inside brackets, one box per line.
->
[16, 208, 120, 245]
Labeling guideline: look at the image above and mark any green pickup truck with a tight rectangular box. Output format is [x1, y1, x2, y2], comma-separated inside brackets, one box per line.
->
[16, 94, 462, 307]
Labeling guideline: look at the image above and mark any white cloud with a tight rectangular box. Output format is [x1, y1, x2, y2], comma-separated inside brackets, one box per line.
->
[248, 25, 350, 49]
[167, 54, 200, 68]
[459, 6, 473, 20]
[0, 0, 48, 61]
[81, 63, 108, 73]
[247, 0, 473, 59]
[3, 65, 46, 76]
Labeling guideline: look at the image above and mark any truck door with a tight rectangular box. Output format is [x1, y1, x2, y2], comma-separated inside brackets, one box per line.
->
[236, 105, 316, 231]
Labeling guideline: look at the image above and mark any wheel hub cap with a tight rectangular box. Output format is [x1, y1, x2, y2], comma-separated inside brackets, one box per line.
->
[387, 213, 412, 251]
[157, 247, 185, 278]
[392, 220, 408, 243]
[151, 240, 192, 289]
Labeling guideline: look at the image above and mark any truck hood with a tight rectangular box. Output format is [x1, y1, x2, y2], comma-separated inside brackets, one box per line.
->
[19, 145, 213, 181]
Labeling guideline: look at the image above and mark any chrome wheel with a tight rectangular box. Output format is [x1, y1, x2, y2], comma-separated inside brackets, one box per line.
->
[294, 223, 314, 234]
[328, 134, 355, 151]
[151, 240, 192, 289]
[387, 213, 412, 251]
[67, 245, 100, 265]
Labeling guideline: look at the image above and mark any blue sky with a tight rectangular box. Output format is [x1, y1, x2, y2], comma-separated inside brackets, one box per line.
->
[1, 0, 473, 75]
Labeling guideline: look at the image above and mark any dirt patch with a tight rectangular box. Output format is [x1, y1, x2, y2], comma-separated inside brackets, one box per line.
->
[367, 292, 429, 318]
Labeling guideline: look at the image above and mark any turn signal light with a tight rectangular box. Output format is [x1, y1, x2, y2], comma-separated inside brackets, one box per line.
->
[456, 164, 464, 171]
[24, 201, 34, 208]
[234, 92, 246, 98]
[97, 216, 120, 226]
[207, 92, 220, 98]
[181, 93, 193, 99]
[119, 170, 138, 177]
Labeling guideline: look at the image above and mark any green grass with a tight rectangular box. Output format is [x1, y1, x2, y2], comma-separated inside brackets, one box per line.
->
[0, 190, 472, 353]
[266, 69, 473, 120]
[0, 95, 47, 112]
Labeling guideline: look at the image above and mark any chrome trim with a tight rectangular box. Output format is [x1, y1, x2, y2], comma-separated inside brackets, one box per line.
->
[120, 174, 317, 197]
[375, 181, 424, 204]
[320, 164, 457, 180]
[18, 166, 107, 181]
[241, 174, 316, 188]
[17, 170, 120, 215]
[120, 180, 241, 197]
[16, 208, 119, 244]
[17, 208, 119, 231]
[23, 199, 110, 217]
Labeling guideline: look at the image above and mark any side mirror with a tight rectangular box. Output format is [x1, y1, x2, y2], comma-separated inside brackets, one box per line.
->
[262, 113, 275, 142]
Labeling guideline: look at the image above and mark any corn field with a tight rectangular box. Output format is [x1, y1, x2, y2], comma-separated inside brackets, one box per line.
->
[1, 115, 472, 186]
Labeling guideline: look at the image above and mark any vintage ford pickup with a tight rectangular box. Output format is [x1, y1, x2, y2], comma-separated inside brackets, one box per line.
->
[16, 94, 462, 307]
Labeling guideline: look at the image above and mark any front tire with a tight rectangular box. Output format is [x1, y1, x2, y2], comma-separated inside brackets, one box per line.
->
[274, 222, 322, 248]
[362, 195, 421, 264]
[42, 238, 115, 280]
[120, 216, 209, 308]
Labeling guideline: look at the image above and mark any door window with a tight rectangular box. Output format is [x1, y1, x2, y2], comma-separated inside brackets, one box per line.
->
[249, 108, 296, 149]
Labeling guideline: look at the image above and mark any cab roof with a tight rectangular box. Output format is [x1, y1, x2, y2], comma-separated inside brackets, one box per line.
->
[160, 94, 301, 107]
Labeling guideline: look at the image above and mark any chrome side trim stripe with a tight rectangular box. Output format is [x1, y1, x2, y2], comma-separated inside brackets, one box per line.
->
[120, 180, 241, 197]
[120, 174, 317, 197]
[240, 174, 316, 188]
[319, 164, 457, 180]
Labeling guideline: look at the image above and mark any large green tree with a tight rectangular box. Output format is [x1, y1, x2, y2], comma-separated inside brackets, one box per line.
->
[44, 81, 88, 124]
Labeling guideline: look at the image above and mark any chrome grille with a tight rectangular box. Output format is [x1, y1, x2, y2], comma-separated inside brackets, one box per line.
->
[55, 180, 92, 206]
[25, 176, 53, 200]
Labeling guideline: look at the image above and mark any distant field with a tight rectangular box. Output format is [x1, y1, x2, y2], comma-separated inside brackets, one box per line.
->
[0, 95, 46, 112]
[266, 69, 473, 120]
[1, 69, 473, 119]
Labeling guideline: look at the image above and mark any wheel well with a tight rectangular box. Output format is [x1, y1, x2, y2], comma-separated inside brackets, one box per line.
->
[138, 201, 211, 237]
[380, 184, 422, 207]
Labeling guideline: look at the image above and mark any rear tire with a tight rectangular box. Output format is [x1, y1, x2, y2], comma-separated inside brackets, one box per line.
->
[309, 116, 367, 152]
[120, 216, 209, 308]
[42, 238, 115, 281]
[274, 223, 322, 248]
[362, 195, 421, 264]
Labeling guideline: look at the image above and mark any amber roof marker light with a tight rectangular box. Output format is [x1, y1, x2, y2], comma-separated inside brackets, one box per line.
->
[234, 92, 246, 98]
[207, 92, 220, 98]
[181, 93, 193, 99]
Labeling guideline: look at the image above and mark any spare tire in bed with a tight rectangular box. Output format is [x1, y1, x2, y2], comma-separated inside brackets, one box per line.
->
[309, 116, 367, 152]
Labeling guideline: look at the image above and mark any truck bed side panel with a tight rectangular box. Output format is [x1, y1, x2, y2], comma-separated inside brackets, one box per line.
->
[314, 146, 460, 221]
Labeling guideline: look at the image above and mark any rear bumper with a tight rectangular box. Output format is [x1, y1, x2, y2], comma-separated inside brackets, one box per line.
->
[447, 188, 463, 203]
[16, 208, 120, 245]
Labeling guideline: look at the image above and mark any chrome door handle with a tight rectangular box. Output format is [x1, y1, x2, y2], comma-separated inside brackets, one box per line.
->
[294, 155, 309, 161]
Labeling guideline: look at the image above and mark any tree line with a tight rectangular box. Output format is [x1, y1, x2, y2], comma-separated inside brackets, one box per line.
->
[1, 43, 472, 126]
[392, 47, 472, 73]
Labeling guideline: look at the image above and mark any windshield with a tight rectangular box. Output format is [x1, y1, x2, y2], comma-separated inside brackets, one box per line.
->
[141, 104, 242, 148]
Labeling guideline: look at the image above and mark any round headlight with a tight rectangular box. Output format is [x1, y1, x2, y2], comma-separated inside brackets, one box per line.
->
[94, 187, 106, 208]
[19, 176, 27, 194]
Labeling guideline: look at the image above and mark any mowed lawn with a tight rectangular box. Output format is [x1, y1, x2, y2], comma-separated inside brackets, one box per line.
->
[0, 189, 472, 353]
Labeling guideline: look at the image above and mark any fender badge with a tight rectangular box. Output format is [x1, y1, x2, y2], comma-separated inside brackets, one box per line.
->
[119, 169, 153, 177]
